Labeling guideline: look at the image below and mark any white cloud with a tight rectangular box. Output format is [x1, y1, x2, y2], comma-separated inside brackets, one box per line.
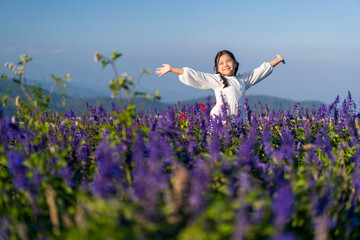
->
[29, 48, 41, 54]
[48, 49, 65, 54]
[5, 46, 16, 52]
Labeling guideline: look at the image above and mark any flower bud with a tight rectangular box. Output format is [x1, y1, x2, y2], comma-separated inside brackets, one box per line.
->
[15, 96, 21, 107]
[64, 73, 71, 81]
[94, 53, 101, 62]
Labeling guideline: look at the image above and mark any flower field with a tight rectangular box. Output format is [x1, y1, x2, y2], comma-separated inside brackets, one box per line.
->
[1, 53, 360, 239]
[1, 92, 360, 240]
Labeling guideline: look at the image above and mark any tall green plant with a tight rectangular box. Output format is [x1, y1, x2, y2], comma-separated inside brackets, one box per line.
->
[94, 51, 160, 108]
[1, 55, 71, 126]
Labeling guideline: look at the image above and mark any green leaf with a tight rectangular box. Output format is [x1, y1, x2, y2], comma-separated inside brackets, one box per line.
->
[101, 60, 108, 68]
[13, 79, 21, 85]
[0, 73, 8, 79]
[134, 92, 146, 96]
[20, 54, 27, 62]
[118, 77, 125, 84]
[2, 89, 8, 107]
[111, 51, 122, 61]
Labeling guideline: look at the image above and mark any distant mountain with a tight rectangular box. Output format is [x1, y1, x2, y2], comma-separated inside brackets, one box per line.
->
[25, 78, 108, 98]
[0, 80, 169, 117]
[0, 80, 325, 118]
[179, 95, 325, 112]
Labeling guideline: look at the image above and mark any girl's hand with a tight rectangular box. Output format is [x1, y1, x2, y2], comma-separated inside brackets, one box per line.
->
[276, 54, 285, 64]
[269, 54, 286, 67]
[156, 64, 172, 76]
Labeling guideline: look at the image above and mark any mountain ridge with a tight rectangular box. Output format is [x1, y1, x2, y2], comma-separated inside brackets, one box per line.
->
[0, 80, 325, 117]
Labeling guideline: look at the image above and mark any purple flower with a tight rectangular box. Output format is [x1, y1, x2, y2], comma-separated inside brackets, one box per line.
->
[313, 184, 332, 216]
[110, 101, 116, 112]
[0, 218, 10, 240]
[8, 150, 29, 190]
[238, 172, 251, 193]
[207, 130, 221, 161]
[237, 129, 257, 167]
[97, 103, 106, 118]
[92, 139, 123, 198]
[132, 132, 148, 169]
[262, 123, 274, 157]
[244, 98, 252, 124]
[232, 204, 249, 240]
[274, 127, 294, 164]
[65, 109, 75, 118]
[272, 234, 299, 240]
[187, 155, 210, 214]
[272, 183, 295, 227]
[132, 132, 172, 213]
[59, 164, 74, 187]
[32, 168, 43, 187]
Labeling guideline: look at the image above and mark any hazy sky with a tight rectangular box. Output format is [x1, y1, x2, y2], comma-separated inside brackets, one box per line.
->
[1, 0, 360, 104]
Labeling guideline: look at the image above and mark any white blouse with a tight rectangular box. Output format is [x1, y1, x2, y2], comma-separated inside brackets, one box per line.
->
[178, 62, 273, 117]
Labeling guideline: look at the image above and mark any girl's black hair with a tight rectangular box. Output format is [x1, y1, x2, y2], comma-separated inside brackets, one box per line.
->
[214, 50, 239, 88]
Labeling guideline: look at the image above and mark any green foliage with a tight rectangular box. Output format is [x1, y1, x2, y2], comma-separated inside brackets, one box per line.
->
[1, 55, 70, 127]
[178, 198, 236, 240]
[94, 51, 161, 107]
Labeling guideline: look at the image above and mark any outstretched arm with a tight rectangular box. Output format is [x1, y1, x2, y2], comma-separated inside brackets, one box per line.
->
[269, 54, 285, 67]
[156, 64, 184, 76]
[157, 65, 223, 90]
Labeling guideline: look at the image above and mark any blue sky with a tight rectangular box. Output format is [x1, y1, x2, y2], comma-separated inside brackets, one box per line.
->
[1, 0, 360, 104]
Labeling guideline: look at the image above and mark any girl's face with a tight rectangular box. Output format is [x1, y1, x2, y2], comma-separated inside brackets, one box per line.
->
[217, 54, 237, 76]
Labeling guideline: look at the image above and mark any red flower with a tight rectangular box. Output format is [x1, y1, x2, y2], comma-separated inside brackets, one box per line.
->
[179, 113, 187, 120]
[199, 103, 207, 112]
[214, 101, 216, 105]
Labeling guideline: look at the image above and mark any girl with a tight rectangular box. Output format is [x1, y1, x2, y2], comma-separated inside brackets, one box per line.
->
[156, 50, 285, 117]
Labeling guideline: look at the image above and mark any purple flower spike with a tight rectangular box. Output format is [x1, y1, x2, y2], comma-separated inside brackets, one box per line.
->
[8, 150, 29, 190]
[92, 139, 123, 198]
[97, 103, 106, 118]
[274, 127, 294, 164]
[110, 101, 116, 113]
[65, 109, 75, 119]
[272, 183, 295, 240]
[188, 156, 210, 215]
[262, 123, 274, 157]
[59, 165, 74, 187]
[272, 184, 295, 227]
[0, 218, 10, 240]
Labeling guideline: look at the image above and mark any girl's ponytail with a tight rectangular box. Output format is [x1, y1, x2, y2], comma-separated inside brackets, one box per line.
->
[219, 73, 229, 88]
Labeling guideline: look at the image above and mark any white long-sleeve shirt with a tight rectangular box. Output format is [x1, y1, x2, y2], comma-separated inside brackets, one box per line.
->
[178, 62, 273, 117]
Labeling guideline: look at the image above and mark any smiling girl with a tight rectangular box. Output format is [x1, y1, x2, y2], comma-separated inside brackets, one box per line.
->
[156, 50, 285, 117]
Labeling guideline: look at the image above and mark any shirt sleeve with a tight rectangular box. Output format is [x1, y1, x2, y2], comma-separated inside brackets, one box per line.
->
[178, 67, 223, 90]
[239, 62, 273, 90]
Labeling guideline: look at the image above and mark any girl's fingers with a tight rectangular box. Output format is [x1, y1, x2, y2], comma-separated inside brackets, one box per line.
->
[156, 69, 165, 76]
[156, 64, 170, 76]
